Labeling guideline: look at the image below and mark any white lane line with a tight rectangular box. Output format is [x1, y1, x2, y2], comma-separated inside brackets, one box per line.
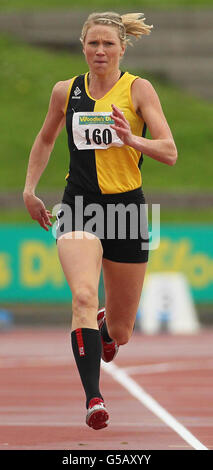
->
[122, 359, 213, 375]
[101, 361, 208, 451]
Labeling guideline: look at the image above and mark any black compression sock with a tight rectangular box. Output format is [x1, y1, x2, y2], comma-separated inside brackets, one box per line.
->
[71, 328, 103, 408]
[101, 320, 113, 343]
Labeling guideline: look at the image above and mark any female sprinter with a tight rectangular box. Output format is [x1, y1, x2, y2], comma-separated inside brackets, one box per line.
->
[23, 12, 177, 430]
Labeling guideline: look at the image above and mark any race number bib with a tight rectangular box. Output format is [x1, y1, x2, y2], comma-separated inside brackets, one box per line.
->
[72, 111, 124, 150]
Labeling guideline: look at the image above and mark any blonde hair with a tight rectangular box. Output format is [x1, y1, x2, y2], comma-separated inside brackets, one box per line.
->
[80, 11, 153, 46]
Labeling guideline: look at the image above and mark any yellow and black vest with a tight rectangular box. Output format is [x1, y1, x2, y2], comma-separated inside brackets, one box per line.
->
[64, 71, 146, 194]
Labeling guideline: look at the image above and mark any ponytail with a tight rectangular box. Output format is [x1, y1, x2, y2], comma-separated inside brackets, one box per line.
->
[121, 13, 153, 40]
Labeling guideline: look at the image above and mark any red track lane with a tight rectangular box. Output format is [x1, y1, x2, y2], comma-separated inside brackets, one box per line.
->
[0, 327, 212, 450]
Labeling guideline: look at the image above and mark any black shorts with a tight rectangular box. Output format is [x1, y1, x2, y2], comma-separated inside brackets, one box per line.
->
[55, 184, 149, 263]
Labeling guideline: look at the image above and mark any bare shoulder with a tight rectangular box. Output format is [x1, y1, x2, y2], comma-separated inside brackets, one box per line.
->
[132, 78, 160, 105]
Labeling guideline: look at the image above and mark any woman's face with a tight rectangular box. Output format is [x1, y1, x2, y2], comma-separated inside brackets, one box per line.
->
[83, 24, 125, 75]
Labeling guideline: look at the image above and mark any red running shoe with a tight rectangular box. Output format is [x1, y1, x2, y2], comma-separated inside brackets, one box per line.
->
[86, 397, 109, 430]
[97, 308, 119, 363]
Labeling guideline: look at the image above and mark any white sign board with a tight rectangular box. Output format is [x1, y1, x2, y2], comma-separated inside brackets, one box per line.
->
[138, 272, 200, 334]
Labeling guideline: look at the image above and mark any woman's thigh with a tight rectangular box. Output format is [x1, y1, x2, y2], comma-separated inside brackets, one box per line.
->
[57, 231, 103, 291]
[102, 258, 147, 341]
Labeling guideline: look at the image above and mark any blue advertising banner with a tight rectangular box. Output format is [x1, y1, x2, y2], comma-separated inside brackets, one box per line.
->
[0, 224, 212, 303]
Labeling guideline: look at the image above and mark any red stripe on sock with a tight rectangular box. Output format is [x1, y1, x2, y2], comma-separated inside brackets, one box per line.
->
[75, 328, 85, 357]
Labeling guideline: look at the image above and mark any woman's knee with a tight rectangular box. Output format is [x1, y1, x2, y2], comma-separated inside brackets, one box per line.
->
[72, 285, 98, 318]
[108, 324, 133, 346]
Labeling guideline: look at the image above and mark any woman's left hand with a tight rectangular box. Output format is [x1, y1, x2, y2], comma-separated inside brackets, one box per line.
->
[110, 104, 134, 146]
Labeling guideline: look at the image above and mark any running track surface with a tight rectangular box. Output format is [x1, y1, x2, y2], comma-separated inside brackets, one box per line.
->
[0, 327, 212, 450]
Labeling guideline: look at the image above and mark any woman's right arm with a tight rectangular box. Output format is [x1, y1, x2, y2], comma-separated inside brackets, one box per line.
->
[23, 80, 69, 230]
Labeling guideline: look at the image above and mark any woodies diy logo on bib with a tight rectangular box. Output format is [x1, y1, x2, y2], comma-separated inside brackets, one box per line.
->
[79, 115, 114, 125]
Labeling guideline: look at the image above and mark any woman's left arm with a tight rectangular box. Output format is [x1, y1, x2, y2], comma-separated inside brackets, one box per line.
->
[111, 78, 178, 166]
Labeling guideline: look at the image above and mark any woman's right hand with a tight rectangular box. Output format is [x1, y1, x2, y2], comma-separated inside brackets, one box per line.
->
[23, 192, 53, 231]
